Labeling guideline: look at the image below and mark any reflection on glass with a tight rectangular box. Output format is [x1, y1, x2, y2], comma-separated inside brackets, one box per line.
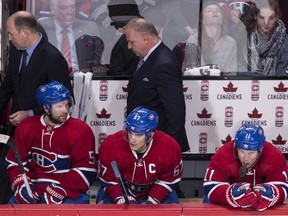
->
[184, 1, 238, 75]
[37, 0, 104, 75]
[29, 0, 288, 77]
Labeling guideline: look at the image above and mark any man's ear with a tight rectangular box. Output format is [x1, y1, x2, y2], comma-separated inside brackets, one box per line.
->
[142, 33, 149, 44]
[43, 104, 50, 114]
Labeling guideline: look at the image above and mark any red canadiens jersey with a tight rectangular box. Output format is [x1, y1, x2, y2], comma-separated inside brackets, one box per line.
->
[203, 141, 288, 206]
[6, 115, 97, 199]
[98, 130, 183, 203]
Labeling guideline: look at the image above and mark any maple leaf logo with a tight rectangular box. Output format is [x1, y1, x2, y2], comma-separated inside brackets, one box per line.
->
[221, 134, 233, 145]
[272, 134, 286, 145]
[96, 108, 111, 119]
[248, 108, 262, 119]
[122, 86, 128, 92]
[223, 82, 237, 92]
[274, 82, 288, 92]
[197, 108, 212, 119]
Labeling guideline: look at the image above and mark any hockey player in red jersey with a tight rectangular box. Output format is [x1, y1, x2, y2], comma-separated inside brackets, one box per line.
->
[97, 106, 183, 204]
[203, 124, 288, 211]
[5, 81, 97, 204]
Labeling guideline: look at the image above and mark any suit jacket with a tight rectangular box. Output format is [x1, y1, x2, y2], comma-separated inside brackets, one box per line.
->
[127, 42, 190, 152]
[0, 37, 73, 116]
[38, 17, 103, 71]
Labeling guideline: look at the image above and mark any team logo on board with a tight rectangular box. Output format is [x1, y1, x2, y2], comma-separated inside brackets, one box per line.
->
[224, 106, 233, 127]
[200, 80, 209, 101]
[199, 132, 207, 154]
[90, 108, 116, 127]
[242, 108, 267, 126]
[191, 108, 216, 126]
[217, 82, 242, 100]
[251, 80, 260, 101]
[275, 106, 284, 127]
[99, 80, 108, 101]
[268, 81, 288, 100]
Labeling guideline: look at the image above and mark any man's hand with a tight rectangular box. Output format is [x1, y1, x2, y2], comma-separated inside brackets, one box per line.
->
[41, 184, 67, 204]
[9, 111, 29, 126]
[115, 195, 137, 204]
[11, 174, 39, 204]
[253, 183, 280, 211]
[226, 183, 259, 208]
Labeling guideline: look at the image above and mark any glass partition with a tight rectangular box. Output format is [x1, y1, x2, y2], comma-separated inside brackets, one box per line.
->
[23, 0, 288, 78]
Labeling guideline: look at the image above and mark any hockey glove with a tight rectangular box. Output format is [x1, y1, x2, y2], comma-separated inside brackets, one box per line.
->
[11, 174, 39, 204]
[226, 182, 259, 208]
[41, 183, 67, 204]
[253, 183, 280, 211]
[115, 195, 137, 204]
[146, 196, 160, 204]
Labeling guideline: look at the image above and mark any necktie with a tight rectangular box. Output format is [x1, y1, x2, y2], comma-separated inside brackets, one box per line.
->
[61, 29, 72, 75]
[134, 57, 144, 76]
[19, 50, 28, 82]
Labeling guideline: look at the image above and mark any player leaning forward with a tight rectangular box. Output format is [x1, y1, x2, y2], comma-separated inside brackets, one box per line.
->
[97, 106, 183, 204]
[5, 81, 97, 204]
[203, 124, 288, 211]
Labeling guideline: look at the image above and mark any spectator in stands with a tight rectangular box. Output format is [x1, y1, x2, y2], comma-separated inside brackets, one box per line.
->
[203, 124, 288, 211]
[35, 0, 92, 20]
[6, 81, 97, 204]
[106, 0, 141, 76]
[183, 1, 237, 74]
[38, 0, 103, 75]
[125, 17, 190, 153]
[96, 106, 183, 204]
[0, 10, 73, 204]
[241, 0, 288, 76]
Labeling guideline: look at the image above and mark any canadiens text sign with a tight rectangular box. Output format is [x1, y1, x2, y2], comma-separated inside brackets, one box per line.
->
[78, 79, 288, 154]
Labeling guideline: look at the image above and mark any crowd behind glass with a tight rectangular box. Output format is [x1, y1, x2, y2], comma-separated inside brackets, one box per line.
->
[32, 0, 288, 77]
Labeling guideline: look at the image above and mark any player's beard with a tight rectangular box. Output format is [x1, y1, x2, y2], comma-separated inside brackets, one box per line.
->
[48, 113, 68, 125]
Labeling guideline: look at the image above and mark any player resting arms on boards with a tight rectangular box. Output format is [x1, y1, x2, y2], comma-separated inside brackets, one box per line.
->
[203, 124, 288, 211]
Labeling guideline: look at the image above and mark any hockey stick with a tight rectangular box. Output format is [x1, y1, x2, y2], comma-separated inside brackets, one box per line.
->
[111, 161, 130, 204]
[0, 134, 34, 200]
[239, 163, 247, 182]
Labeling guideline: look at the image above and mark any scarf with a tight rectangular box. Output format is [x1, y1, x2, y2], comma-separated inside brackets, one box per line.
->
[247, 20, 286, 76]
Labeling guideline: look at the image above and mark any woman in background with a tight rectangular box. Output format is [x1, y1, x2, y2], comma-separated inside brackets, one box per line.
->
[183, 1, 237, 74]
[241, 0, 288, 76]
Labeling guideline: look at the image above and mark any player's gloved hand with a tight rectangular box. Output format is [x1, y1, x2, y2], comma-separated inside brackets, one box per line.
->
[115, 195, 137, 204]
[41, 183, 67, 204]
[11, 174, 39, 204]
[253, 183, 280, 211]
[226, 182, 259, 208]
[146, 196, 160, 204]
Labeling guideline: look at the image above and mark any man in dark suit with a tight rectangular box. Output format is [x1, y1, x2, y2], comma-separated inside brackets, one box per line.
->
[124, 18, 190, 153]
[38, 0, 103, 75]
[0, 10, 73, 204]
